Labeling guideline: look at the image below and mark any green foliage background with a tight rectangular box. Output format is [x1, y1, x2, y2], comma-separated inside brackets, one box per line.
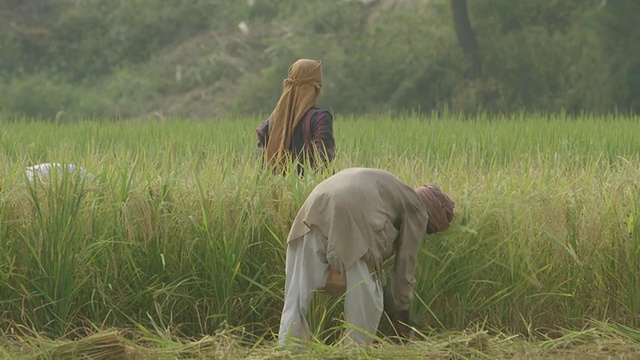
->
[0, 0, 637, 120]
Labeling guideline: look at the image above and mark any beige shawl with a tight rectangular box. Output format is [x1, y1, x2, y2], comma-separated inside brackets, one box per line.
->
[266, 59, 323, 166]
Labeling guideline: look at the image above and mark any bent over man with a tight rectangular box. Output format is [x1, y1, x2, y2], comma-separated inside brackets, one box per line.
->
[278, 167, 455, 345]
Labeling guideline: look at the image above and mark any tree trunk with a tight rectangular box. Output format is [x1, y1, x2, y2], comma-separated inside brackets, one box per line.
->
[451, 0, 481, 78]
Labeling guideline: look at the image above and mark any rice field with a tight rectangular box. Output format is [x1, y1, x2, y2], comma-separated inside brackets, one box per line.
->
[0, 113, 639, 359]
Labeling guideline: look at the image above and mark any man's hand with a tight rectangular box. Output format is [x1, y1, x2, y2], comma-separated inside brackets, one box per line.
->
[394, 310, 416, 339]
[383, 285, 416, 340]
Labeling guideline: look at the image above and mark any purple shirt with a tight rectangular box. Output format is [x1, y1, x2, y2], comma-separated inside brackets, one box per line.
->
[257, 107, 336, 172]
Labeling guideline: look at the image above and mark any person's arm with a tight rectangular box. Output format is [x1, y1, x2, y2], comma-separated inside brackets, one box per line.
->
[256, 117, 270, 150]
[312, 111, 335, 163]
[390, 214, 425, 313]
[388, 218, 424, 338]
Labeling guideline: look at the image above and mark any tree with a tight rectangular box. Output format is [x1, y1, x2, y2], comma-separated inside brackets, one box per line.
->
[450, 0, 481, 78]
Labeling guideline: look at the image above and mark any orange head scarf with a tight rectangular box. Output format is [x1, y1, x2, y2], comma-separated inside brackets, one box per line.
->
[266, 59, 323, 167]
[415, 184, 455, 233]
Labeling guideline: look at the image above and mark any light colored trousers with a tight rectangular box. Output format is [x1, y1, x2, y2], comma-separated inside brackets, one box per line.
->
[278, 226, 384, 345]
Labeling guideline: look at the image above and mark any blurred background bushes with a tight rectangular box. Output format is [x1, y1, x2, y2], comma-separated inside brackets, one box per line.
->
[0, 0, 637, 120]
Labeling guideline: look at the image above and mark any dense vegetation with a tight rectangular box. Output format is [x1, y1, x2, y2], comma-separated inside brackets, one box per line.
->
[1, 0, 638, 120]
[1, 114, 639, 350]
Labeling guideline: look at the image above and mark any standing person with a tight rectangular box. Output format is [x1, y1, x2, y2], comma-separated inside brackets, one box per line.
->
[257, 59, 335, 175]
[278, 167, 455, 345]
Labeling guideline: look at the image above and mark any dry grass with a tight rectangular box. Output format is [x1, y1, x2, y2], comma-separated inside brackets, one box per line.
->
[1, 323, 639, 359]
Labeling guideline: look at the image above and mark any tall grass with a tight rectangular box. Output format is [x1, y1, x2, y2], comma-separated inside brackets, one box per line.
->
[0, 113, 638, 341]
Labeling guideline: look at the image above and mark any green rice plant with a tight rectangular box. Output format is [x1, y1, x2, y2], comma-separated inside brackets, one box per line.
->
[15, 169, 92, 336]
[0, 112, 639, 343]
